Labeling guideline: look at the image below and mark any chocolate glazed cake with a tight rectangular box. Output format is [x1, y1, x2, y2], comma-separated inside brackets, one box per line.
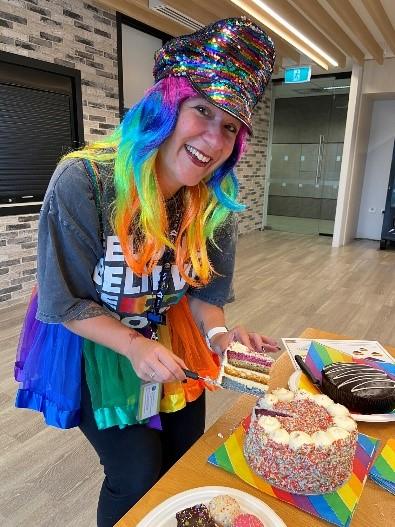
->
[322, 363, 395, 414]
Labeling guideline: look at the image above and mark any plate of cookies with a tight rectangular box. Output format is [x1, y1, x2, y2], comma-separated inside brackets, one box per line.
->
[136, 486, 287, 527]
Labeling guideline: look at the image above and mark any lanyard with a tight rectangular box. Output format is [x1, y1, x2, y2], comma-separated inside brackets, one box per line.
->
[83, 160, 181, 340]
[146, 208, 182, 339]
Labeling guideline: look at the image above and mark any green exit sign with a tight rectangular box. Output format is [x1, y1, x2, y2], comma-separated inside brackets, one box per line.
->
[284, 66, 312, 84]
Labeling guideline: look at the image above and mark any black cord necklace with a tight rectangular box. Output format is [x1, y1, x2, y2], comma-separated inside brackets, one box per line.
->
[146, 195, 183, 340]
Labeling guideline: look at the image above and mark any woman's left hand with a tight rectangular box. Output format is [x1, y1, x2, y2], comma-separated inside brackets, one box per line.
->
[210, 325, 280, 355]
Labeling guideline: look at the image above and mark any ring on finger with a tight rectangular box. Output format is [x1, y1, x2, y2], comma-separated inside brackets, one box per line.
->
[149, 370, 156, 379]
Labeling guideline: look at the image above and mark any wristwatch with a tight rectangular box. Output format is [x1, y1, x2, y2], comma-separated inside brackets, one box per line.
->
[205, 326, 228, 350]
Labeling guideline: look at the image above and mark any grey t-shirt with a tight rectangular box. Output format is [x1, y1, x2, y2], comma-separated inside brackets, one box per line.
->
[36, 159, 237, 326]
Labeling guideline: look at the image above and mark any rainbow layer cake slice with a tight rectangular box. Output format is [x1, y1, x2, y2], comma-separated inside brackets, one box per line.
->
[218, 341, 274, 396]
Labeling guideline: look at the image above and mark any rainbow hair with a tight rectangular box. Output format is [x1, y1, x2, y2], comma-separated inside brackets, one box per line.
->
[64, 77, 248, 286]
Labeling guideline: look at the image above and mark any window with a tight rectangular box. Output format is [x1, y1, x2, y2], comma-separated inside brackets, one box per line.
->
[0, 51, 83, 216]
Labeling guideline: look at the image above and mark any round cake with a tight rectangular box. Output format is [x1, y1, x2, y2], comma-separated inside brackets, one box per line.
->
[244, 388, 358, 494]
[321, 362, 395, 414]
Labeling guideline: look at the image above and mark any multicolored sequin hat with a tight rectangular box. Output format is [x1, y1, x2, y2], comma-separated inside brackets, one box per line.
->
[153, 17, 275, 132]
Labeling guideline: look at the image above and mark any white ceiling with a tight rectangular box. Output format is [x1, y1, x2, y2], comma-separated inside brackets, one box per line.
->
[324, 0, 395, 58]
[99, 0, 395, 72]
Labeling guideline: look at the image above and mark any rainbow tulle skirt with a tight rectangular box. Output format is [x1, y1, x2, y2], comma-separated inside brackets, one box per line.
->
[14, 291, 161, 430]
[14, 291, 83, 428]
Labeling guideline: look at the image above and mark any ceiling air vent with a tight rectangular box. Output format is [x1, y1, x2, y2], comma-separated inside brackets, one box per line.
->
[149, 0, 204, 31]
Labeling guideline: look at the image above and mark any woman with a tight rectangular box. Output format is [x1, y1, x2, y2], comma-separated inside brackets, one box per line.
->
[15, 17, 276, 527]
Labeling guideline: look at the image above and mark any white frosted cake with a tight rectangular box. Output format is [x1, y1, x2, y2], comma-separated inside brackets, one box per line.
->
[244, 388, 358, 494]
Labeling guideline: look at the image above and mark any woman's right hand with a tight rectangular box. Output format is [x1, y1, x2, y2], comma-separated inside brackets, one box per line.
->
[125, 332, 187, 383]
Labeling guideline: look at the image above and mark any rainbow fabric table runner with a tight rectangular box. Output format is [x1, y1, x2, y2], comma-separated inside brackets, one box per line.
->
[208, 416, 379, 527]
[369, 438, 395, 495]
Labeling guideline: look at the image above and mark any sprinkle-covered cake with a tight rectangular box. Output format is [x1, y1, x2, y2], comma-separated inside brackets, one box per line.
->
[322, 362, 395, 414]
[218, 342, 274, 396]
[244, 388, 358, 494]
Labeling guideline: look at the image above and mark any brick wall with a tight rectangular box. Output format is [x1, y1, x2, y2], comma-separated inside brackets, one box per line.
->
[0, 0, 271, 307]
[0, 214, 39, 304]
[0, 0, 118, 308]
[0, 0, 119, 143]
[238, 86, 272, 234]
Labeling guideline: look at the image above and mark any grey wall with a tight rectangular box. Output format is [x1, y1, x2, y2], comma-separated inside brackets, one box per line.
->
[357, 99, 395, 240]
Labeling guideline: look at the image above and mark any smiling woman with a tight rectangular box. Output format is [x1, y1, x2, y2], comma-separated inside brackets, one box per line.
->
[156, 97, 242, 197]
[14, 17, 276, 527]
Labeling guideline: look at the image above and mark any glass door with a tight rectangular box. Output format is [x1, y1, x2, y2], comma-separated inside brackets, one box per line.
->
[317, 140, 343, 234]
[266, 77, 350, 235]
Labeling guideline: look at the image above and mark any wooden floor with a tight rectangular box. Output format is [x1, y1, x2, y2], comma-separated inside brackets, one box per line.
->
[1, 230, 395, 526]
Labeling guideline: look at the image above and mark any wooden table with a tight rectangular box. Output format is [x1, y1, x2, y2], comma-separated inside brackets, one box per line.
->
[116, 328, 395, 527]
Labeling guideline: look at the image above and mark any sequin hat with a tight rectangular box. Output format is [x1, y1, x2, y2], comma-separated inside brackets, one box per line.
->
[153, 17, 275, 132]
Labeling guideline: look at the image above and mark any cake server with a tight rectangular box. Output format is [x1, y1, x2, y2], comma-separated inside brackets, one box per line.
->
[183, 369, 223, 388]
[295, 354, 322, 389]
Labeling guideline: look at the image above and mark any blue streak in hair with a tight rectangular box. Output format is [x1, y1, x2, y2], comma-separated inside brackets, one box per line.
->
[208, 148, 245, 212]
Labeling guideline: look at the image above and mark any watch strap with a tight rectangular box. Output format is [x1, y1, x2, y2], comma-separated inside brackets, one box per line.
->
[206, 326, 229, 340]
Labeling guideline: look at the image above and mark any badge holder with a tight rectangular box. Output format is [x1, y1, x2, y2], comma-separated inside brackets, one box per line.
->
[137, 381, 161, 420]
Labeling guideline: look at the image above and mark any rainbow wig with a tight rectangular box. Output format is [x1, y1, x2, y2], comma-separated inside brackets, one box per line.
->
[65, 77, 248, 286]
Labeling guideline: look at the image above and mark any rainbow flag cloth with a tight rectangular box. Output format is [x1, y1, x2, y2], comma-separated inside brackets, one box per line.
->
[208, 416, 379, 527]
[369, 438, 395, 495]
[304, 341, 395, 382]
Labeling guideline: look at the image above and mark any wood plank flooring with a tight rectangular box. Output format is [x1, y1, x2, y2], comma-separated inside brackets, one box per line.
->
[1, 231, 394, 526]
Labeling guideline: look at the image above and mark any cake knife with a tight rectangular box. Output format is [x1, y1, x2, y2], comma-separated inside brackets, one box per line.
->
[183, 369, 223, 388]
[255, 408, 294, 418]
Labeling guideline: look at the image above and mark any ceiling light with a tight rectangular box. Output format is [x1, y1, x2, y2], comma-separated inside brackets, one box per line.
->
[252, 0, 338, 66]
[230, 0, 333, 70]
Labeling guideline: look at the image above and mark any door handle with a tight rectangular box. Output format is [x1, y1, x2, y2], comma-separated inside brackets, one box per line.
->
[315, 135, 325, 185]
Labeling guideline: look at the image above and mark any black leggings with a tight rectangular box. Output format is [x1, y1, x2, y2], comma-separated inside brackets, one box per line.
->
[79, 372, 206, 527]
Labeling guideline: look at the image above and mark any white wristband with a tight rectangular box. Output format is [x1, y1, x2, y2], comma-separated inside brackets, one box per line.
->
[205, 326, 228, 350]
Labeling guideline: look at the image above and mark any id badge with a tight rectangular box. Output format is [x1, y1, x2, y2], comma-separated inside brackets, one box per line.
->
[137, 381, 161, 420]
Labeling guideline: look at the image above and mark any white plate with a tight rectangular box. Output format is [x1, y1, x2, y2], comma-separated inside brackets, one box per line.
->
[288, 371, 395, 422]
[136, 486, 287, 527]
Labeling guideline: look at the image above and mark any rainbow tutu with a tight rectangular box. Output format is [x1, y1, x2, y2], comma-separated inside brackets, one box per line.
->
[14, 291, 161, 430]
[14, 291, 83, 428]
